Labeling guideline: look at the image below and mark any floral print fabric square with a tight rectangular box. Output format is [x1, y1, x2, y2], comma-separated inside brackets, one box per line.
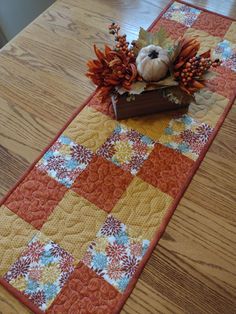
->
[4, 233, 75, 311]
[82, 215, 149, 292]
[37, 135, 94, 188]
[163, 2, 201, 27]
[97, 124, 155, 175]
[213, 40, 236, 72]
[158, 114, 213, 160]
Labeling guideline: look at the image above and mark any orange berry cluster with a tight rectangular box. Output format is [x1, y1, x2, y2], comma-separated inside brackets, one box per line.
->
[108, 23, 135, 59]
[175, 56, 221, 86]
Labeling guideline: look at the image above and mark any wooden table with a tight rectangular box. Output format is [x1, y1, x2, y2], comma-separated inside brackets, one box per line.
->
[0, 0, 236, 313]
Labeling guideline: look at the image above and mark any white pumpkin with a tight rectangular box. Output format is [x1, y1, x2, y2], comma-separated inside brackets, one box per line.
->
[136, 45, 170, 81]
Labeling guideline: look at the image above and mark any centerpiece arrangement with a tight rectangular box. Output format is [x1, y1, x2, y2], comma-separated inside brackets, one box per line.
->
[86, 23, 221, 119]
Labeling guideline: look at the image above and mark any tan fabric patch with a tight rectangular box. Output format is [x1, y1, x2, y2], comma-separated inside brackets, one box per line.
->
[188, 89, 229, 127]
[184, 28, 221, 54]
[63, 106, 117, 152]
[41, 191, 107, 260]
[224, 21, 236, 43]
[0, 205, 35, 276]
[119, 112, 174, 141]
[111, 177, 173, 240]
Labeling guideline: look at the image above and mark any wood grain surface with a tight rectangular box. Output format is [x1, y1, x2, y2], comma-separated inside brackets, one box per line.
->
[0, 0, 236, 313]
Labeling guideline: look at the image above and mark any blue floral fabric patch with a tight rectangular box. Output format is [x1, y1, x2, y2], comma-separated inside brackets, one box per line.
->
[36, 135, 94, 187]
[82, 215, 150, 292]
[163, 2, 201, 27]
[213, 39, 236, 72]
[97, 124, 155, 175]
[4, 233, 75, 311]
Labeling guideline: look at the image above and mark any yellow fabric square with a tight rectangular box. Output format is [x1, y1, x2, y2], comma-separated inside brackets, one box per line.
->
[224, 21, 236, 43]
[63, 106, 118, 152]
[119, 112, 175, 141]
[184, 28, 221, 54]
[187, 89, 229, 127]
[0, 205, 35, 276]
[41, 191, 107, 260]
[111, 177, 173, 240]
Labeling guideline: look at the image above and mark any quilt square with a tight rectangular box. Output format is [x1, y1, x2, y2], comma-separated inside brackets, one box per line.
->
[163, 2, 201, 27]
[3, 233, 75, 312]
[187, 89, 229, 127]
[97, 124, 155, 175]
[0, 205, 35, 276]
[82, 215, 150, 293]
[112, 177, 173, 240]
[47, 262, 122, 314]
[4, 168, 67, 230]
[212, 39, 236, 72]
[63, 106, 117, 153]
[138, 143, 194, 198]
[41, 190, 107, 260]
[37, 135, 94, 188]
[158, 114, 214, 160]
[72, 155, 133, 212]
[192, 11, 232, 37]
[205, 66, 236, 101]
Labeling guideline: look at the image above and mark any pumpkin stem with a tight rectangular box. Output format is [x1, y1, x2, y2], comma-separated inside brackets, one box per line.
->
[148, 50, 159, 59]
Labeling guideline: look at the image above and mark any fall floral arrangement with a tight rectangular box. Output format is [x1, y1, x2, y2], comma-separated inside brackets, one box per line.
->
[86, 23, 221, 116]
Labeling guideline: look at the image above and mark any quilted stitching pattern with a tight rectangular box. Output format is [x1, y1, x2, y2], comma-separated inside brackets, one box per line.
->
[138, 143, 194, 198]
[112, 177, 173, 240]
[206, 67, 236, 101]
[72, 155, 133, 212]
[188, 89, 229, 127]
[63, 107, 117, 153]
[5, 168, 67, 229]
[119, 111, 177, 141]
[47, 262, 122, 314]
[41, 191, 107, 260]
[1, 3, 235, 313]
[192, 11, 232, 37]
[0, 206, 35, 276]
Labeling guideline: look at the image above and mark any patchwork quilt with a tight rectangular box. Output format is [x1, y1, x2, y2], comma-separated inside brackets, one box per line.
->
[0, 1, 235, 313]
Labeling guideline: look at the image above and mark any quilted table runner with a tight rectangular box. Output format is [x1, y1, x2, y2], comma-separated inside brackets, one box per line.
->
[0, 1, 235, 313]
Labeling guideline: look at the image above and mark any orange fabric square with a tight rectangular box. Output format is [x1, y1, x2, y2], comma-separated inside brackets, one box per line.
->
[152, 18, 188, 40]
[138, 143, 194, 198]
[206, 66, 236, 101]
[192, 11, 232, 37]
[4, 168, 67, 229]
[47, 262, 122, 314]
[72, 155, 133, 212]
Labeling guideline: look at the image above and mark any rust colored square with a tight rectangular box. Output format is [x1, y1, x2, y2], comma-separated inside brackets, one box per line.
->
[206, 66, 236, 101]
[88, 94, 115, 119]
[192, 11, 232, 37]
[47, 261, 122, 314]
[72, 155, 133, 212]
[138, 143, 194, 198]
[4, 168, 67, 229]
[152, 18, 188, 40]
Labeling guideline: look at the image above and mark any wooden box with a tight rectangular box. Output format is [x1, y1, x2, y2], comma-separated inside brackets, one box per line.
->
[111, 89, 189, 120]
